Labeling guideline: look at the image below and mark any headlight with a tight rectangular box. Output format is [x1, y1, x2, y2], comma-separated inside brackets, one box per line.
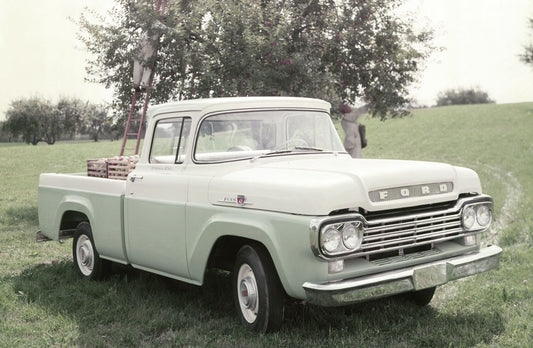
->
[319, 219, 365, 256]
[322, 226, 341, 253]
[462, 206, 476, 230]
[476, 205, 492, 227]
[342, 222, 363, 250]
[462, 203, 492, 231]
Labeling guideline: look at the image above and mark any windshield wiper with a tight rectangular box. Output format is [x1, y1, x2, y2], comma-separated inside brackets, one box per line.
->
[260, 146, 324, 157]
[293, 146, 323, 152]
[260, 149, 293, 157]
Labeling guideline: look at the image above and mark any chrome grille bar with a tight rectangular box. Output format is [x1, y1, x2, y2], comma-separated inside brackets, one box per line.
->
[363, 221, 462, 243]
[353, 204, 465, 258]
[362, 227, 464, 250]
[365, 212, 462, 234]
[356, 232, 467, 257]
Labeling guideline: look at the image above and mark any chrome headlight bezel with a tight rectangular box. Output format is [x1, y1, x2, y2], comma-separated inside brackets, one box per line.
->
[461, 201, 493, 232]
[314, 215, 366, 257]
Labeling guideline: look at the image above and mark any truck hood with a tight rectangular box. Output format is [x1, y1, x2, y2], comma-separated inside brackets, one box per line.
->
[208, 155, 482, 215]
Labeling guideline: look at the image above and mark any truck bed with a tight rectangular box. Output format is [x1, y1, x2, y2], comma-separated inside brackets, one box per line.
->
[38, 173, 128, 263]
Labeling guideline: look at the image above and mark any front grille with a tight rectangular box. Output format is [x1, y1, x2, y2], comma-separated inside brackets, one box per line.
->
[311, 195, 492, 261]
[356, 203, 464, 260]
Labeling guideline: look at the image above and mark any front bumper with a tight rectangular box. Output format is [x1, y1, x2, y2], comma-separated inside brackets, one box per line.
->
[302, 245, 502, 306]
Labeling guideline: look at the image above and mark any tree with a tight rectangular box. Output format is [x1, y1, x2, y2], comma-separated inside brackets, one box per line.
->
[436, 88, 495, 106]
[78, 0, 433, 122]
[2, 97, 111, 144]
[3, 97, 59, 145]
[0, 121, 14, 142]
[520, 18, 533, 67]
[57, 97, 86, 139]
[80, 103, 113, 142]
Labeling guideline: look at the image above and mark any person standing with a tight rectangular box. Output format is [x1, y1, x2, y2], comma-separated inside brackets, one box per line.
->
[340, 104, 368, 158]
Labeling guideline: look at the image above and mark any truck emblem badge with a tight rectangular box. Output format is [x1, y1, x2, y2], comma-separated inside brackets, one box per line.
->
[369, 182, 453, 202]
[218, 195, 252, 206]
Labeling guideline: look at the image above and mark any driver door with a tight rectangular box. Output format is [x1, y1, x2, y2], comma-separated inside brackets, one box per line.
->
[124, 117, 192, 278]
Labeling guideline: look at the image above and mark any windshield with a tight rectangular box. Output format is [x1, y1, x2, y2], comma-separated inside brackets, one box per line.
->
[194, 109, 345, 163]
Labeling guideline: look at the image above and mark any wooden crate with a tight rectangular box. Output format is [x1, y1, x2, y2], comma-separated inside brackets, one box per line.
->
[87, 156, 138, 180]
[107, 156, 139, 180]
[87, 159, 108, 178]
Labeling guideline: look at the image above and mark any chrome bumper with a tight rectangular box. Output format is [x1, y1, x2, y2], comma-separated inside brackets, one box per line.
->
[303, 245, 502, 307]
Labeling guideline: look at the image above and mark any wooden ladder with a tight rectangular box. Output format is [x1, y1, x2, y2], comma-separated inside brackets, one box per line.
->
[119, 0, 166, 156]
[119, 83, 153, 156]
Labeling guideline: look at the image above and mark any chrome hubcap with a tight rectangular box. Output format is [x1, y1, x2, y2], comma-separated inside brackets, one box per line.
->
[80, 245, 91, 266]
[76, 235, 94, 276]
[237, 264, 258, 323]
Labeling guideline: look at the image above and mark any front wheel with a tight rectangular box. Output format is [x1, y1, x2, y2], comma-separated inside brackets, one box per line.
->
[233, 244, 284, 333]
[73, 222, 108, 280]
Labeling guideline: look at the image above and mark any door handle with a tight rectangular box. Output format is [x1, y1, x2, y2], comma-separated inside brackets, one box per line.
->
[129, 175, 143, 183]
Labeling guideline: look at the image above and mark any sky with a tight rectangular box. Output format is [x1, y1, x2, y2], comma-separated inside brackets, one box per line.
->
[1, 0, 533, 119]
[403, 0, 533, 106]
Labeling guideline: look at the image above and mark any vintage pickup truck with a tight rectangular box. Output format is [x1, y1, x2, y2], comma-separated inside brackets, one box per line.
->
[38, 97, 502, 332]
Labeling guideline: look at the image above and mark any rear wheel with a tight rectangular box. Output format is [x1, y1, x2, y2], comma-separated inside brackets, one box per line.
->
[73, 222, 108, 280]
[233, 244, 284, 333]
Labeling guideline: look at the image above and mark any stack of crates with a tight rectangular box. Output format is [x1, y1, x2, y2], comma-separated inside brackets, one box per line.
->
[87, 156, 139, 180]
[86, 158, 108, 178]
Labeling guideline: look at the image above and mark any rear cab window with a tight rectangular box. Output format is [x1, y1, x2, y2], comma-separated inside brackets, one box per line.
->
[150, 117, 192, 164]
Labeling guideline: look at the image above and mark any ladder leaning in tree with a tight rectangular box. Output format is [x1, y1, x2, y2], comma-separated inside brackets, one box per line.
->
[119, 79, 154, 157]
[119, 0, 166, 157]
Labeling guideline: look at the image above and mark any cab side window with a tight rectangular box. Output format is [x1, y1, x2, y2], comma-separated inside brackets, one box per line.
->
[150, 117, 192, 164]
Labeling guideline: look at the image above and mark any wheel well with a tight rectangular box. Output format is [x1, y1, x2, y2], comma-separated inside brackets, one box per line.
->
[60, 211, 89, 231]
[207, 236, 288, 303]
[207, 236, 269, 272]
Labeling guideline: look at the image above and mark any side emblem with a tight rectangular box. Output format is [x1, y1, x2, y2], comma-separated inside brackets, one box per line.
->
[218, 194, 253, 206]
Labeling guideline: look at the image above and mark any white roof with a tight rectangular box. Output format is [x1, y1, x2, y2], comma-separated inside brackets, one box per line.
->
[147, 96, 331, 119]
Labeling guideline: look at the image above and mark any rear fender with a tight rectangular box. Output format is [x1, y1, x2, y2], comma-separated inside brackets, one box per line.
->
[40, 194, 94, 241]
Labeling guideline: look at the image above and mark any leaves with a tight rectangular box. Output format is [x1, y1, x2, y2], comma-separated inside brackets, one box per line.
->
[77, 0, 434, 122]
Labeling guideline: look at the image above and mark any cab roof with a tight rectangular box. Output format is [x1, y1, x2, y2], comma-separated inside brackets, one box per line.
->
[147, 96, 331, 119]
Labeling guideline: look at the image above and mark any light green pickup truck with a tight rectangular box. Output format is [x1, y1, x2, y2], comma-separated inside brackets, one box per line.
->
[38, 97, 502, 333]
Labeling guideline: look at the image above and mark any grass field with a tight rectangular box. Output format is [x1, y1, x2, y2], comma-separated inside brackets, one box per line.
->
[1, 103, 532, 347]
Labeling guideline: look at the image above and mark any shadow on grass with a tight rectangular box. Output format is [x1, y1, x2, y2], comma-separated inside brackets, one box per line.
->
[11, 260, 504, 346]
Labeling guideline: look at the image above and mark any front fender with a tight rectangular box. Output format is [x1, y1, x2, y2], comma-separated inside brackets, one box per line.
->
[186, 205, 325, 299]
[187, 212, 279, 281]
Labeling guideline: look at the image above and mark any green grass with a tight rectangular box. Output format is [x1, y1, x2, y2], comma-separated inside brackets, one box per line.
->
[1, 103, 532, 347]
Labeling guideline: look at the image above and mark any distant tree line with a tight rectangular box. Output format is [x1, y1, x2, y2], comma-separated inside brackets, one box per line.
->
[1, 97, 118, 145]
[436, 88, 495, 107]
